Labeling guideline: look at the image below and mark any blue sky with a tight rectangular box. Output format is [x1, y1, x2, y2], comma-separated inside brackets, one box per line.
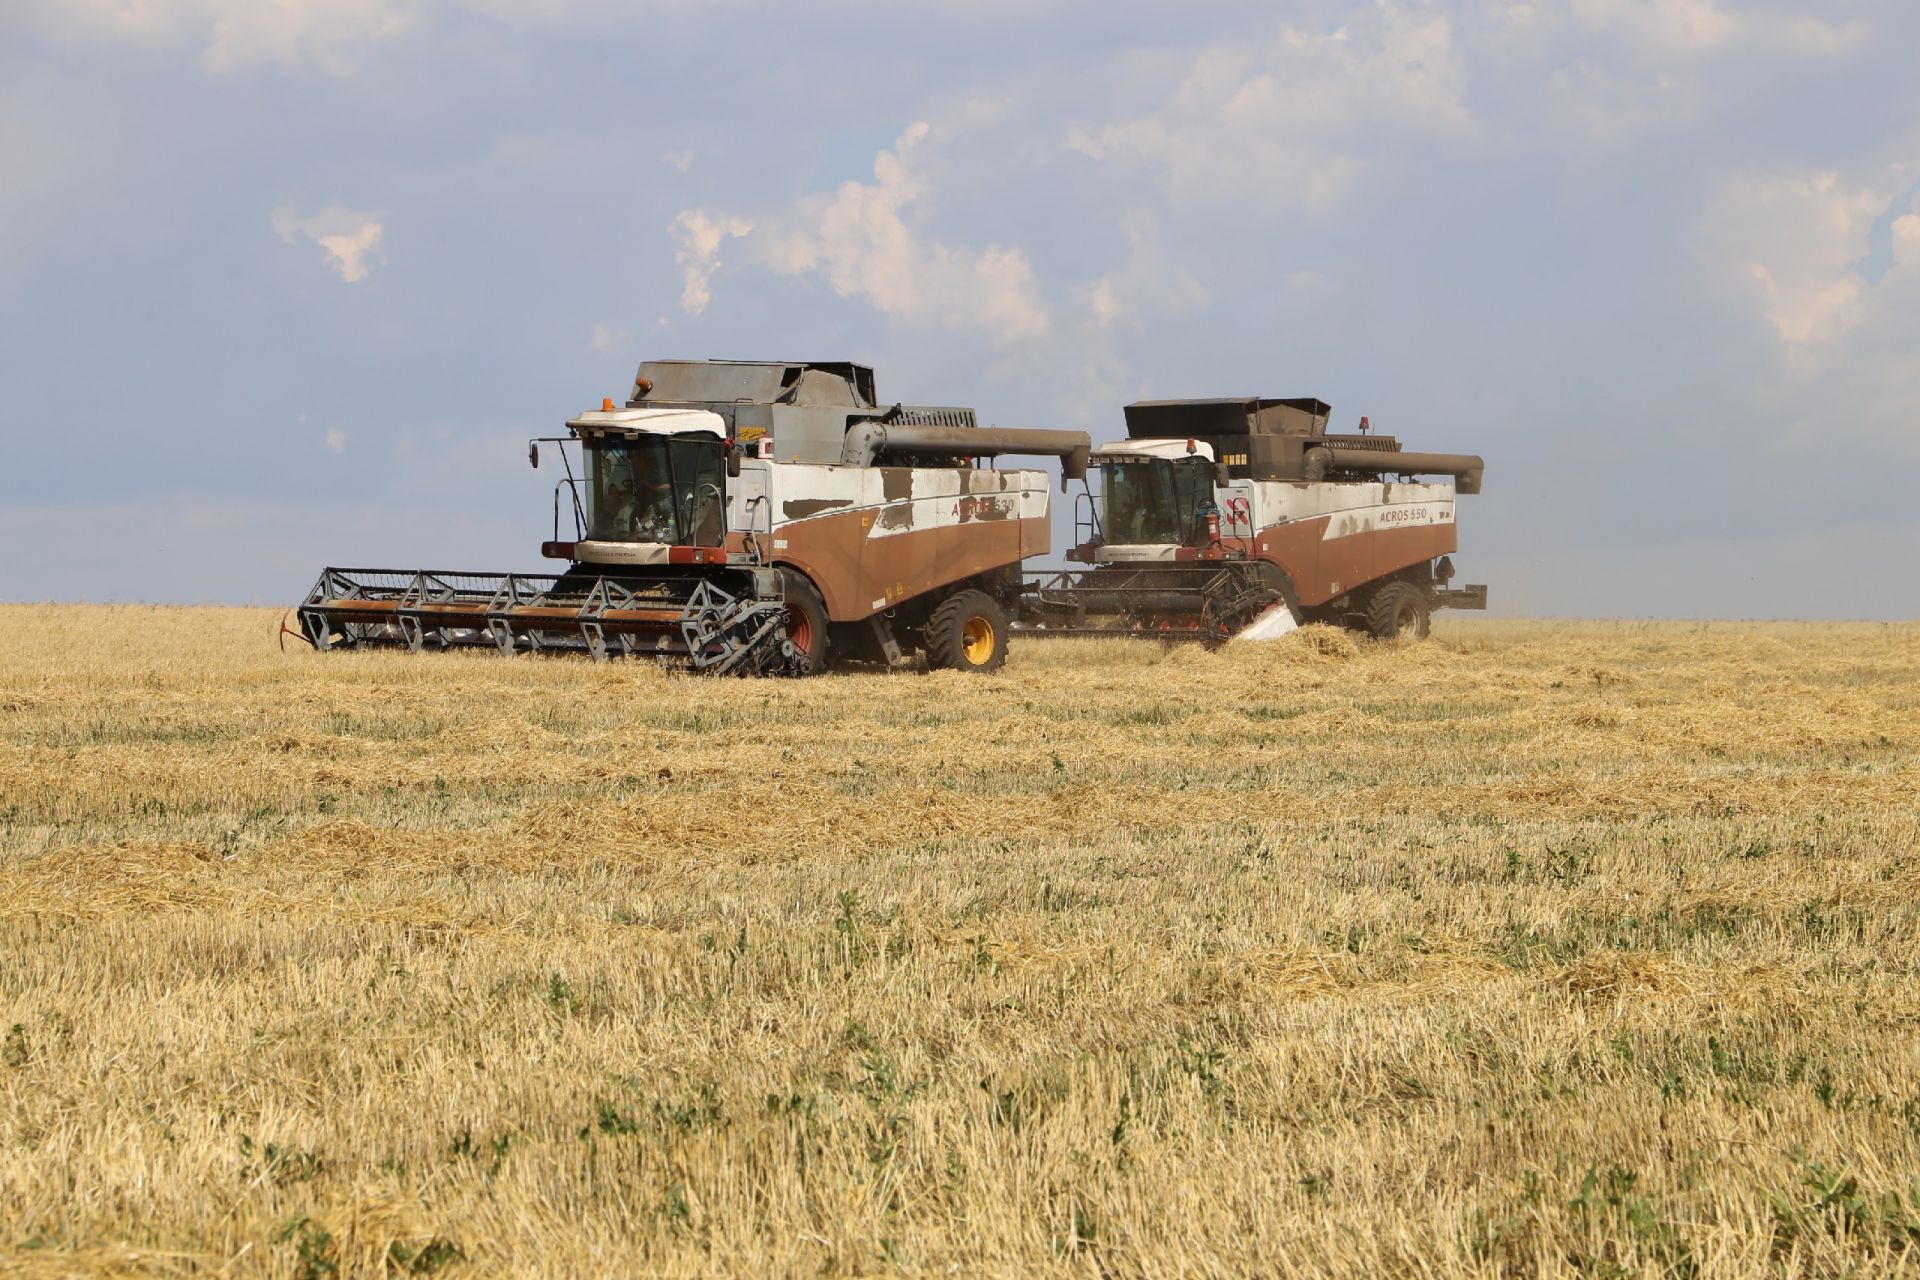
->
[2, 0, 1915, 617]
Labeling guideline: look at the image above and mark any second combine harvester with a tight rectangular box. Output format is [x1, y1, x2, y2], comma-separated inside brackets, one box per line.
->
[295, 359, 1090, 675]
[1018, 395, 1486, 643]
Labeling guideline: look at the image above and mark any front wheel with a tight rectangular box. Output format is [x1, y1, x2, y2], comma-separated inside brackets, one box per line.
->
[924, 590, 1009, 673]
[1363, 581, 1431, 641]
[779, 569, 831, 674]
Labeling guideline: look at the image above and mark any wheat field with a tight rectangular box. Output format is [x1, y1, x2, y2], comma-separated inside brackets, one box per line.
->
[1, 606, 1917, 1278]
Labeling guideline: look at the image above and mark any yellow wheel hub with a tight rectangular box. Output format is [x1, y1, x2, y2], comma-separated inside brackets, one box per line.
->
[961, 616, 995, 665]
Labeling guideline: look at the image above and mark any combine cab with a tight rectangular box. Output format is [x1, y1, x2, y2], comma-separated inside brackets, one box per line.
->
[1020, 396, 1486, 644]
[296, 360, 1090, 674]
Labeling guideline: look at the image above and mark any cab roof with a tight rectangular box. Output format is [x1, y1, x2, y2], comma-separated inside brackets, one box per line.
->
[566, 407, 726, 439]
[1091, 438, 1217, 463]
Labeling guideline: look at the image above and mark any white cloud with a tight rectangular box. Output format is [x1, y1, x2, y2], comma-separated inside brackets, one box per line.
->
[1746, 265, 1864, 349]
[670, 209, 753, 316]
[203, 0, 413, 72]
[1054, 212, 1214, 433]
[1062, 5, 1469, 212]
[1569, 0, 1739, 51]
[1773, 16, 1869, 56]
[272, 205, 385, 283]
[677, 123, 1051, 343]
[1087, 279, 1120, 330]
[1564, 0, 1865, 56]
[1081, 213, 1208, 333]
[1547, 60, 1691, 146]
[588, 323, 630, 353]
[39, 0, 417, 74]
[324, 429, 347, 455]
[1706, 172, 1887, 347]
[662, 149, 695, 174]
[1707, 174, 1920, 457]
[1488, 1, 1543, 34]
[1894, 210, 1920, 268]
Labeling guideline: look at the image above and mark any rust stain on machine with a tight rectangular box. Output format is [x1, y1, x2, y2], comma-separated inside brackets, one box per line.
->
[781, 497, 854, 520]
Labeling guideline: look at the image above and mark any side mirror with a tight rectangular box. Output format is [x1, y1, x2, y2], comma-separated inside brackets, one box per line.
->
[528, 441, 540, 470]
[1214, 461, 1230, 489]
[726, 445, 742, 478]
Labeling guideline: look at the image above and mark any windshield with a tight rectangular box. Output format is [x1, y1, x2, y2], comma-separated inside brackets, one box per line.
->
[583, 434, 726, 545]
[1100, 458, 1215, 545]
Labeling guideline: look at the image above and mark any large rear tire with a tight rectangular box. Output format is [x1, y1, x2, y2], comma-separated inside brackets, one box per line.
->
[779, 569, 831, 674]
[1364, 581, 1431, 641]
[924, 590, 1009, 673]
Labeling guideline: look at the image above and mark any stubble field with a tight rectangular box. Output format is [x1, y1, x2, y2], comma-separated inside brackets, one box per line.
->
[1, 606, 1918, 1277]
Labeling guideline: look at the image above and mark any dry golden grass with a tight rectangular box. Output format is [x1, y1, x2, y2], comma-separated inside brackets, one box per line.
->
[2, 605, 1918, 1278]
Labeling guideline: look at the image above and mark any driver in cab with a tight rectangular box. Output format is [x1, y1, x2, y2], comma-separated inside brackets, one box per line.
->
[631, 477, 678, 542]
[598, 455, 676, 542]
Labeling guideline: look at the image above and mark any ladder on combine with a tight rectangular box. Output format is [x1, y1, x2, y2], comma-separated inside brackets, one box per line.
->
[293, 567, 802, 674]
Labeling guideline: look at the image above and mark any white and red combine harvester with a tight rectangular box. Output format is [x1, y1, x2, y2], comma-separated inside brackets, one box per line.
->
[294, 359, 1090, 674]
[1019, 396, 1485, 643]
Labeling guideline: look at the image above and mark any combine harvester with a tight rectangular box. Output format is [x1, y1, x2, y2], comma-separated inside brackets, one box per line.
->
[294, 359, 1090, 675]
[1019, 396, 1486, 644]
